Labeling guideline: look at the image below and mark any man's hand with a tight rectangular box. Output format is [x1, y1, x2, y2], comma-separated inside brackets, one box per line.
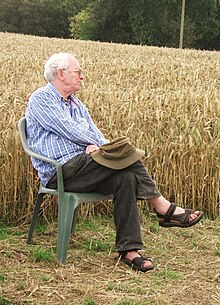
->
[85, 144, 99, 154]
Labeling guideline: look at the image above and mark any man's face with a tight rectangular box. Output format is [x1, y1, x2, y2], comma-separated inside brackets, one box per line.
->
[64, 58, 84, 94]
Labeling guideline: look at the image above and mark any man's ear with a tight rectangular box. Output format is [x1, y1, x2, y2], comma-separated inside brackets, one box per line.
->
[57, 69, 66, 80]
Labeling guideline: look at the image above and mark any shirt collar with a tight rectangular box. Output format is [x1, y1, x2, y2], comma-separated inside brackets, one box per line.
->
[46, 82, 78, 107]
[46, 82, 63, 101]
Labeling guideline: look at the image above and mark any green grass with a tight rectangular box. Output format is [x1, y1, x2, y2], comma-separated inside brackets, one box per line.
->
[31, 247, 55, 263]
[0, 215, 219, 305]
[75, 215, 115, 255]
[81, 238, 112, 253]
[83, 298, 98, 305]
[0, 223, 22, 240]
[39, 274, 52, 282]
[76, 215, 115, 233]
[35, 222, 49, 234]
[152, 269, 183, 284]
[0, 274, 5, 284]
[213, 244, 220, 257]
[0, 297, 12, 305]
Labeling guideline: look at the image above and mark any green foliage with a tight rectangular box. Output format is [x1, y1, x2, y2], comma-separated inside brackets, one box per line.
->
[186, 0, 220, 49]
[71, 0, 134, 43]
[0, 0, 90, 38]
[129, 0, 181, 47]
[70, 3, 97, 40]
[0, 0, 219, 49]
[70, 0, 220, 50]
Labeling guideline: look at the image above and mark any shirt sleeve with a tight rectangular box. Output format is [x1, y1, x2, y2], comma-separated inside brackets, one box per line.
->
[28, 89, 108, 147]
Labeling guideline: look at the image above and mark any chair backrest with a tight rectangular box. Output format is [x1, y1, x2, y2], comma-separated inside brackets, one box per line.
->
[18, 117, 61, 165]
[18, 117, 29, 154]
[18, 117, 65, 194]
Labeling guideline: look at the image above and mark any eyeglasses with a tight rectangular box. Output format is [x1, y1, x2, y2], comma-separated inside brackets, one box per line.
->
[62, 68, 84, 77]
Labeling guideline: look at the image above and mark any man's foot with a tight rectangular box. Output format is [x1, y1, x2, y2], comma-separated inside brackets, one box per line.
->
[156, 203, 204, 228]
[118, 251, 154, 272]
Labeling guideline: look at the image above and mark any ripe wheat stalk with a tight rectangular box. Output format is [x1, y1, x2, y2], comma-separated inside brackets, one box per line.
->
[0, 32, 219, 222]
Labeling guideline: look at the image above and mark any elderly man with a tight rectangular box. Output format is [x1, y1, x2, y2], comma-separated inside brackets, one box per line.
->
[25, 52, 203, 272]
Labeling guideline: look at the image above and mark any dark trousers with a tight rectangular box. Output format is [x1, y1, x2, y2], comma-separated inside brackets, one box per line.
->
[47, 153, 161, 252]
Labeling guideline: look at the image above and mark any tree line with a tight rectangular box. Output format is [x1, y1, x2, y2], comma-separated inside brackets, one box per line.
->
[0, 0, 219, 50]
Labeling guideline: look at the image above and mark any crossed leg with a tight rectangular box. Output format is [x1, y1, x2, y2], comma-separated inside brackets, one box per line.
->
[123, 195, 203, 270]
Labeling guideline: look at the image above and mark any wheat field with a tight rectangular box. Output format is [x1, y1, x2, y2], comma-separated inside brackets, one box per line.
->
[0, 32, 219, 223]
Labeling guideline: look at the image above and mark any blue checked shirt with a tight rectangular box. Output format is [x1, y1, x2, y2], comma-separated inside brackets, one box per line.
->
[25, 82, 108, 186]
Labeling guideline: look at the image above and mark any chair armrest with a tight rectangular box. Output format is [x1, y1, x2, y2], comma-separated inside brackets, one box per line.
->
[27, 149, 64, 196]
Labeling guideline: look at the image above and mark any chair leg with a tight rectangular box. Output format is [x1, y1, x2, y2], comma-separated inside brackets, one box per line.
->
[27, 193, 44, 244]
[71, 205, 79, 235]
[57, 194, 78, 264]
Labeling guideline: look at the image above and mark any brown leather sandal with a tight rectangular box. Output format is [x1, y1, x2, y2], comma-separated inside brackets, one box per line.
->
[157, 203, 204, 228]
[118, 252, 154, 272]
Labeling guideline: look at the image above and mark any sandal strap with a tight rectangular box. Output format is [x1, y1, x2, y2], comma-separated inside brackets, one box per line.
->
[140, 254, 152, 262]
[172, 208, 194, 224]
[157, 203, 176, 221]
[119, 250, 131, 258]
[119, 251, 152, 262]
[131, 256, 149, 268]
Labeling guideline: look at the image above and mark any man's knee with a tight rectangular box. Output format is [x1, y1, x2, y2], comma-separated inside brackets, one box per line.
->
[117, 171, 137, 189]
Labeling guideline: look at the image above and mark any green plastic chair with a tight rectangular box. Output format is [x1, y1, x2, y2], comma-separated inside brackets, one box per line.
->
[18, 117, 113, 263]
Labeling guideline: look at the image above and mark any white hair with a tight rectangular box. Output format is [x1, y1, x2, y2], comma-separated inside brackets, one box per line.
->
[44, 52, 76, 81]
